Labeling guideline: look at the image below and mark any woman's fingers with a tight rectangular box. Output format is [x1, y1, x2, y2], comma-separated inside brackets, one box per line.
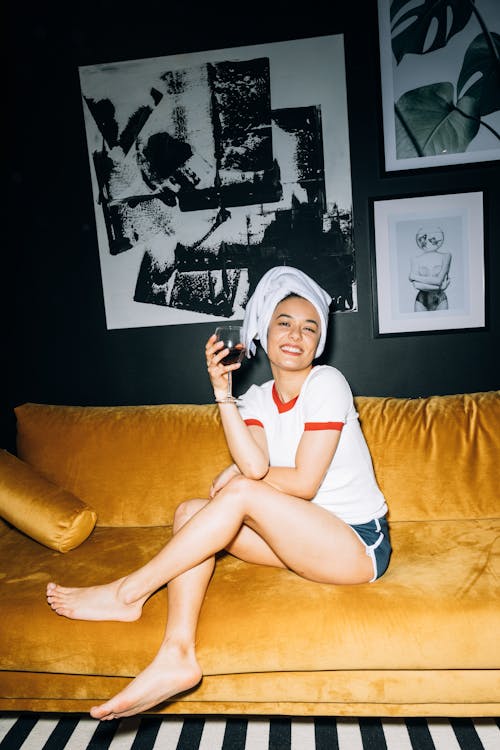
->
[204, 334, 218, 360]
[205, 338, 231, 394]
[206, 337, 240, 370]
[205, 337, 226, 367]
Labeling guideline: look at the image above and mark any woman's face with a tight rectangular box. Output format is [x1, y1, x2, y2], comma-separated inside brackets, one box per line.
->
[266, 296, 321, 371]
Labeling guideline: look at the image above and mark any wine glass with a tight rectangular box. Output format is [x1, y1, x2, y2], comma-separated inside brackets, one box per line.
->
[214, 325, 245, 402]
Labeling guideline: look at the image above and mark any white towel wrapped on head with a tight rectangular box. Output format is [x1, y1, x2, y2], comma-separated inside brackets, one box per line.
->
[242, 266, 332, 358]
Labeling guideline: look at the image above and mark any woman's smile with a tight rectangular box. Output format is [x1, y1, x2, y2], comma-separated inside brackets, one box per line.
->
[280, 344, 303, 355]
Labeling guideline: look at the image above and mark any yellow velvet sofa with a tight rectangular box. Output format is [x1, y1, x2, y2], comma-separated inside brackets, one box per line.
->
[1, 391, 499, 717]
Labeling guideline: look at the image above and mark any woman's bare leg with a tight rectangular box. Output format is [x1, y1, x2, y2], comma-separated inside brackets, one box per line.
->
[89, 499, 292, 721]
[49, 481, 373, 720]
[47, 476, 372, 622]
[90, 500, 214, 720]
[117, 475, 372, 590]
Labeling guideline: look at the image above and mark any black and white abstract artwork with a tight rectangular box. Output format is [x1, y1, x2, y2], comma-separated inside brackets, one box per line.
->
[79, 35, 356, 330]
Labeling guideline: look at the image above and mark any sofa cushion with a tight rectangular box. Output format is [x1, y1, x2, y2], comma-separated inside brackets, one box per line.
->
[1, 519, 498, 677]
[0, 450, 96, 552]
[14, 392, 500, 527]
[356, 390, 500, 521]
[15, 403, 232, 527]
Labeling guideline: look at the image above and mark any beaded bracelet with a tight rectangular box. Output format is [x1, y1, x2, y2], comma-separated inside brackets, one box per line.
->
[215, 396, 239, 404]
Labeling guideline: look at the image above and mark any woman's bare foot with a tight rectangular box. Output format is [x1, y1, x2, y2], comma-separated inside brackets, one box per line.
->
[46, 578, 147, 622]
[90, 642, 202, 720]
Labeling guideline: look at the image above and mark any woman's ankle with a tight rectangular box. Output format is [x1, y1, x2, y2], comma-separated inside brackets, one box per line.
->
[161, 635, 196, 657]
[117, 575, 147, 606]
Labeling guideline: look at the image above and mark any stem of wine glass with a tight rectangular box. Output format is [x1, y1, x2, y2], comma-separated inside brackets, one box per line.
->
[227, 370, 233, 400]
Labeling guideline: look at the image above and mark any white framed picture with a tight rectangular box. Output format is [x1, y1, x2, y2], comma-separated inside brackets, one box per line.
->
[79, 34, 357, 330]
[371, 191, 485, 335]
[377, 0, 500, 172]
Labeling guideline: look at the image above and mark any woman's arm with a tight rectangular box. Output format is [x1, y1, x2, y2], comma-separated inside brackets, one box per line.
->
[411, 280, 441, 291]
[409, 253, 451, 287]
[217, 408, 269, 479]
[264, 428, 341, 500]
[210, 426, 340, 500]
[206, 335, 269, 479]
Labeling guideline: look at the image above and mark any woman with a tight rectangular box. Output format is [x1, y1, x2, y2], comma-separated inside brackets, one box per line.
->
[409, 226, 452, 312]
[46, 266, 390, 720]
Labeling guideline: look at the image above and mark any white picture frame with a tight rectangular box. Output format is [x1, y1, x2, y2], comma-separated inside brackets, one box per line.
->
[79, 34, 356, 330]
[371, 191, 485, 335]
[377, 0, 500, 172]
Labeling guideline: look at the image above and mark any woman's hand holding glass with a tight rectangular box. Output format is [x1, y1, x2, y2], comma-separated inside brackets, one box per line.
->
[205, 326, 245, 404]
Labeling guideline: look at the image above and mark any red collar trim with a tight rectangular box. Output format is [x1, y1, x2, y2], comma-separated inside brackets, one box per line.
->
[272, 383, 299, 414]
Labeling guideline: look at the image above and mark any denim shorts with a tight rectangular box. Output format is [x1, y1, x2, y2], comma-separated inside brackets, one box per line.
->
[349, 515, 391, 582]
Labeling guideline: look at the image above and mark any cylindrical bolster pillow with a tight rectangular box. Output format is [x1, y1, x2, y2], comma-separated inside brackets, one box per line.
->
[0, 450, 97, 552]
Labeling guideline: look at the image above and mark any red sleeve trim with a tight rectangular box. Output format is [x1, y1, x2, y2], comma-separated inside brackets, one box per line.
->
[304, 421, 344, 431]
[245, 418, 264, 428]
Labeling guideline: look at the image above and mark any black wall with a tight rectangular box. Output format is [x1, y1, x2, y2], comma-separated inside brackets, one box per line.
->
[5, 1, 500, 451]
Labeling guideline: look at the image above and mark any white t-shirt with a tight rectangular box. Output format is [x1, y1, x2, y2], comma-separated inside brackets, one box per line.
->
[238, 365, 387, 525]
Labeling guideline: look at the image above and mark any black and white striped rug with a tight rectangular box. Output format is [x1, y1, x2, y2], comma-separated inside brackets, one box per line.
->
[1, 714, 499, 750]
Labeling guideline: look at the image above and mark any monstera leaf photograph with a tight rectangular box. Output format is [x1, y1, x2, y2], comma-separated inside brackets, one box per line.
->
[378, 0, 500, 170]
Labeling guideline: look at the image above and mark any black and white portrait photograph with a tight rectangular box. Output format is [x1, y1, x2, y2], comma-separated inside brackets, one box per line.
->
[371, 192, 485, 335]
[79, 34, 356, 330]
[378, 0, 500, 172]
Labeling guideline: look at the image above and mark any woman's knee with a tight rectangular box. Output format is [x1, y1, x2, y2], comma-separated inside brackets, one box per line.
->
[219, 474, 256, 502]
[173, 498, 208, 531]
[216, 475, 263, 520]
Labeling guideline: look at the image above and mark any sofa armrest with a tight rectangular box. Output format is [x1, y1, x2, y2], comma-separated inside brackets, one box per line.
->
[0, 450, 97, 552]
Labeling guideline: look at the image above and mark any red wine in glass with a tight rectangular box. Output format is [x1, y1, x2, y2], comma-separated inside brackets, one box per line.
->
[221, 345, 245, 366]
[214, 326, 245, 400]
